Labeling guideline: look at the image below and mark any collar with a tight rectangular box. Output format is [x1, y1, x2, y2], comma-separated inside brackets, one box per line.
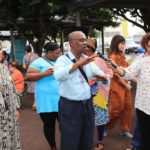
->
[67, 51, 86, 60]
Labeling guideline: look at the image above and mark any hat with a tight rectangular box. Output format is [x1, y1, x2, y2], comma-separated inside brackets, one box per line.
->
[86, 38, 96, 50]
[44, 42, 59, 53]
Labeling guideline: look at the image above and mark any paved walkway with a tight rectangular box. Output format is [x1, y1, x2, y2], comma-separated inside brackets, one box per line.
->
[19, 90, 136, 150]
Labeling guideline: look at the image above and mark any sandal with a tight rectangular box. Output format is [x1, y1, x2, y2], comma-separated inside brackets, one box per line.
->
[95, 143, 104, 150]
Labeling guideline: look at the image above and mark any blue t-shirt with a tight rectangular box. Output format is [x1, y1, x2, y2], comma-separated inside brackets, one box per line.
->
[29, 57, 59, 113]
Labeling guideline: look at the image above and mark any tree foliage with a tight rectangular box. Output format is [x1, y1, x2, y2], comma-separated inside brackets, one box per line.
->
[0, 0, 73, 55]
[111, 8, 150, 32]
[80, 8, 118, 36]
[0, 0, 116, 55]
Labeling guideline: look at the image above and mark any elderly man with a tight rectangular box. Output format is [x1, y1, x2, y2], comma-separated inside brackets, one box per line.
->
[54, 31, 109, 150]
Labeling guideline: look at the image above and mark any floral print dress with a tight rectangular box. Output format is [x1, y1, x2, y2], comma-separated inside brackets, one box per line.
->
[23, 52, 39, 93]
[0, 63, 21, 150]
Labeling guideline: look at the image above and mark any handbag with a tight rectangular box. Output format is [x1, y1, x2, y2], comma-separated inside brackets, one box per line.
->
[65, 54, 98, 97]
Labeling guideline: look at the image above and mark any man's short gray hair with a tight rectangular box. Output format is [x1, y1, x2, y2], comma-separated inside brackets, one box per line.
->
[68, 31, 84, 43]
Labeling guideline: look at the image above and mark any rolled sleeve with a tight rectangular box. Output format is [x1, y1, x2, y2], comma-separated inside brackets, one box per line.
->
[121, 59, 141, 80]
[121, 68, 132, 80]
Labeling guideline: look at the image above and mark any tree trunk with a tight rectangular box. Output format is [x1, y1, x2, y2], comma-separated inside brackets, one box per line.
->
[34, 40, 45, 57]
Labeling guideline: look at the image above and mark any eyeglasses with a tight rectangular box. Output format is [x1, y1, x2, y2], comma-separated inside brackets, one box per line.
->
[71, 38, 87, 42]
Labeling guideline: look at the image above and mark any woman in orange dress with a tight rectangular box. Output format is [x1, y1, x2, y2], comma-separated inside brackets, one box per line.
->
[107, 35, 133, 138]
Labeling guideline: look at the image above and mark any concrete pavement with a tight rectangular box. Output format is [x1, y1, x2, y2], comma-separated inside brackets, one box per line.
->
[19, 91, 136, 150]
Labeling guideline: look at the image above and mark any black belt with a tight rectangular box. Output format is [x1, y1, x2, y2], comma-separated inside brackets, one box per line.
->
[60, 96, 91, 104]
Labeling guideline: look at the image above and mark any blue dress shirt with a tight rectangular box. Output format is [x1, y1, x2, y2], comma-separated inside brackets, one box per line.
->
[54, 51, 109, 101]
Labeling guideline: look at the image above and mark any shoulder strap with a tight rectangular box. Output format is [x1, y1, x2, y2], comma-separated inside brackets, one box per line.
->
[65, 54, 88, 83]
[42, 57, 54, 66]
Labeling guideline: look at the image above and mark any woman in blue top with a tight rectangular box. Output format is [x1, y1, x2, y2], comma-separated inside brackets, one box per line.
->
[26, 42, 61, 150]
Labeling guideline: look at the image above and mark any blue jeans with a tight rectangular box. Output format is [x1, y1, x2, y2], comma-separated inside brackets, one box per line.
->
[59, 96, 94, 150]
[131, 120, 141, 148]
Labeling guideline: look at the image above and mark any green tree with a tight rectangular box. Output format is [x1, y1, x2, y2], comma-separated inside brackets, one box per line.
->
[80, 8, 119, 37]
[0, 0, 73, 55]
[111, 8, 150, 32]
[69, 8, 119, 37]
[0, 1, 117, 55]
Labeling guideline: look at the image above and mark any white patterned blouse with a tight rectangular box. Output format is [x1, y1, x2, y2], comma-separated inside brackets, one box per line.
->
[122, 56, 150, 115]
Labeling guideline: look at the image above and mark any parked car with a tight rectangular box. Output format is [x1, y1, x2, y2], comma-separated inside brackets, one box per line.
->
[125, 39, 140, 54]
[137, 46, 145, 53]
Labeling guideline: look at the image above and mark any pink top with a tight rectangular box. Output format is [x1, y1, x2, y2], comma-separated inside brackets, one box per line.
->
[94, 57, 113, 100]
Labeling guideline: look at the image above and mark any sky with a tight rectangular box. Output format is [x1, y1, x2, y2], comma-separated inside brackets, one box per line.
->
[128, 22, 145, 37]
